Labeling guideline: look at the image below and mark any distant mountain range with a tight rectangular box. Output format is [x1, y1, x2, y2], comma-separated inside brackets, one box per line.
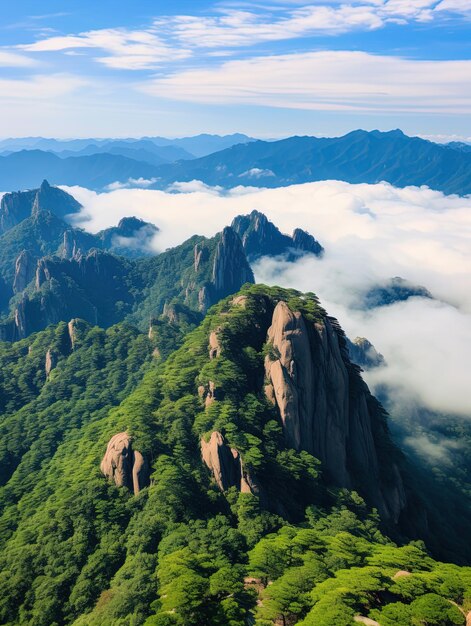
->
[0, 129, 470, 195]
[0, 133, 255, 160]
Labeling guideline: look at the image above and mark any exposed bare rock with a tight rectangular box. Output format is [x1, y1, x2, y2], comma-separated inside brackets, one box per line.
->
[232, 295, 248, 308]
[45, 349, 57, 377]
[264, 300, 406, 522]
[198, 286, 211, 312]
[354, 617, 380, 626]
[393, 570, 412, 579]
[14, 298, 28, 340]
[194, 243, 209, 272]
[204, 381, 218, 407]
[211, 227, 254, 300]
[62, 230, 80, 260]
[13, 250, 35, 293]
[68, 319, 79, 350]
[201, 431, 256, 494]
[209, 329, 221, 360]
[35, 258, 52, 290]
[100, 432, 149, 494]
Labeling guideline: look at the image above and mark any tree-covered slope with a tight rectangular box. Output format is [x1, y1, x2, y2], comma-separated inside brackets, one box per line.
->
[0, 285, 469, 626]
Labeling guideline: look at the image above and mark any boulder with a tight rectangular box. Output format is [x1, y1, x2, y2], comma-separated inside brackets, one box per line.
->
[100, 432, 149, 494]
[201, 431, 256, 494]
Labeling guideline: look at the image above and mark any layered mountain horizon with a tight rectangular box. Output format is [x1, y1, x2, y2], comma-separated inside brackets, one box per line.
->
[1, 129, 470, 195]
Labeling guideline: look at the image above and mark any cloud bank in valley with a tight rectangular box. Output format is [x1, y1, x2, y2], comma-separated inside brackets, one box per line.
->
[65, 180, 471, 418]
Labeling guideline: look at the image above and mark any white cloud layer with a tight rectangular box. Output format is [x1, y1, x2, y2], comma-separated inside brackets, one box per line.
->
[65, 180, 471, 417]
[143, 50, 471, 114]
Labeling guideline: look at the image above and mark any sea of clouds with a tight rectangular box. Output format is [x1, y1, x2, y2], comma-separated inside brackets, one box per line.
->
[64, 180, 471, 421]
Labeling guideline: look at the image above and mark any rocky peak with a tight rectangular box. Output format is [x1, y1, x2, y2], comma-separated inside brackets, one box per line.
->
[100, 432, 149, 495]
[347, 337, 385, 369]
[231, 210, 323, 260]
[0, 182, 82, 235]
[13, 250, 35, 293]
[291, 228, 324, 256]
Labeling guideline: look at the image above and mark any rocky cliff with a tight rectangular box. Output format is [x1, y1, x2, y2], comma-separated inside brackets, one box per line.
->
[231, 210, 323, 260]
[209, 226, 254, 305]
[263, 300, 405, 521]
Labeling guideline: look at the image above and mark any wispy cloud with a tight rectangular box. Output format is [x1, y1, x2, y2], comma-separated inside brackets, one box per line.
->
[0, 50, 37, 67]
[0, 74, 87, 100]
[14, 0, 471, 74]
[19, 28, 191, 70]
[142, 50, 471, 114]
[154, 1, 471, 48]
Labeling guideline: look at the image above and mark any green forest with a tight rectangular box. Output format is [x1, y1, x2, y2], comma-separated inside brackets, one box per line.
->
[0, 285, 469, 626]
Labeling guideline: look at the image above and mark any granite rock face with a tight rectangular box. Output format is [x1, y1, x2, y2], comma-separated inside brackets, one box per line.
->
[210, 227, 254, 305]
[231, 210, 323, 261]
[13, 251, 35, 293]
[264, 300, 405, 522]
[100, 432, 149, 494]
[201, 431, 255, 494]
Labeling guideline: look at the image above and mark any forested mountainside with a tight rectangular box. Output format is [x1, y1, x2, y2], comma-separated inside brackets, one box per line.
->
[0, 285, 470, 626]
[1, 130, 470, 193]
[0, 182, 469, 626]
[0, 185, 321, 344]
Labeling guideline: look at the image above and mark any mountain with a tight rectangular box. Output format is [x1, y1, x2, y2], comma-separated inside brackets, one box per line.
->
[0, 284, 469, 626]
[54, 140, 195, 164]
[2, 130, 469, 194]
[0, 133, 256, 159]
[0, 178, 82, 234]
[0, 150, 161, 190]
[231, 210, 323, 260]
[0, 183, 158, 294]
[363, 277, 433, 308]
[0, 184, 470, 625]
[0, 184, 327, 346]
[149, 132, 256, 157]
[150, 129, 471, 195]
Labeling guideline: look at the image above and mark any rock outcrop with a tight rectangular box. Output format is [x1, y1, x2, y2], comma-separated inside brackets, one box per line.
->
[201, 431, 255, 493]
[264, 300, 406, 522]
[231, 210, 323, 261]
[13, 251, 35, 293]
[210, 227, 254, 303]
[100, 432, 149, 495]
[45, 349, 57, 377]
[208, 328, 221, 360]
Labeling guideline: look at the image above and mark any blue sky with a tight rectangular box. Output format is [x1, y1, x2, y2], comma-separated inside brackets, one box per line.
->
[0, 0, 470, 139]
